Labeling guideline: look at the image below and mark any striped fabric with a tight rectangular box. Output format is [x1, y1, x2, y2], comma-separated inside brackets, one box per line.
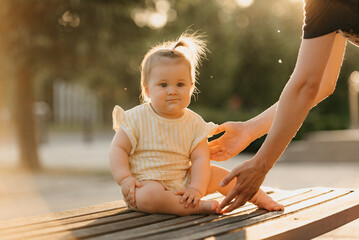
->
[113, 103, 217, 189]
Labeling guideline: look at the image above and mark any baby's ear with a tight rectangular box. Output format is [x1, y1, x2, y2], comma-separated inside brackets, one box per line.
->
[144, 84, 150, 97]
[190, 82, 195, 94]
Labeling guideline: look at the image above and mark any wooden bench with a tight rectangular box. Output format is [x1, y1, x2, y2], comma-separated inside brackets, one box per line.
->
[1, 187, 358, 240]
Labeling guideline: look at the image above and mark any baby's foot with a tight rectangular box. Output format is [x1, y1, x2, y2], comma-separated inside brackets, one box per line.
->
[256, 199, 284, 211]
[197, 200, 220, 215]
[251, 192, 284, 211]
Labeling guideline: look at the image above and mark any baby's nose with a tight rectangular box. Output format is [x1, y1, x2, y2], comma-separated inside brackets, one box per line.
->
[168, 87, 177, 94]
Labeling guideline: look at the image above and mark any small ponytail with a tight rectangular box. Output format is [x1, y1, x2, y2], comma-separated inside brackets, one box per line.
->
[171, 32, 207, 80]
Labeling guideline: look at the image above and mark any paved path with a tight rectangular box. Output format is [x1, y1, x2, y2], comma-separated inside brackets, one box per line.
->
[1, 131, 358, 239]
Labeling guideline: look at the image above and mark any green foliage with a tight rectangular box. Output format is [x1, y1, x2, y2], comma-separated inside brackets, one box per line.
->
[3, 0, 359, 153]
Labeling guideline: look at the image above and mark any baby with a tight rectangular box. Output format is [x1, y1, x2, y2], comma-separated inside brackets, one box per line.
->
[109, 32, 284, 216]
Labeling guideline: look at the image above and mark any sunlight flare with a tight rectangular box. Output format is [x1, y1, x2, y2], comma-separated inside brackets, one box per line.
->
[235, 0, 254, 8]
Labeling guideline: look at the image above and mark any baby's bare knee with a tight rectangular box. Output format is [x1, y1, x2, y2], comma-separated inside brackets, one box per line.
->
[135, 182, 164, 213]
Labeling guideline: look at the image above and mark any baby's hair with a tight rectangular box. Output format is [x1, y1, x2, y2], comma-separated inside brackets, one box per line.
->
[140, 31, 207, 103]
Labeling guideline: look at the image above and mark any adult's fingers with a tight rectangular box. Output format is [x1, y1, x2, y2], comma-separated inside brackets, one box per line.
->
[210, 152, 227, 161]
[209, 145, 231, 161]
[208, 143, 220, 153]
[219, 170, 237, 187]
[218, 186, 239, 211]
[213, 124, 226, 135]
[222, 195, 247, 213]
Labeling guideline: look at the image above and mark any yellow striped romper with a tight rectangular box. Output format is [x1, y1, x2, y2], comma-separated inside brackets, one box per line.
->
[112, 103, 217, 192]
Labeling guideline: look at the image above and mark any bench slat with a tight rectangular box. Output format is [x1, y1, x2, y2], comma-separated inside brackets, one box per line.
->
[0, 211, 146, 237]
[244, 189, 359, 240]
[89, 188, 333, 240]
[1, 188, 358, 240]
[88, 188, 316, 240]
[13, 214, 178, 240]
[1, 188, 308, 240]
[137, 188, 347, 240]
[0, 200, 126, 230]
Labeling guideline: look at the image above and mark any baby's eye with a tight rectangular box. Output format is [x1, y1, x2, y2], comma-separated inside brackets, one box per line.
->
[160, 83, 167, 87]
[177, 82, 184, 87]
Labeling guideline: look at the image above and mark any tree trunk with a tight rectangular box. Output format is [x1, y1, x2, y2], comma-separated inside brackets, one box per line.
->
[0, 80, 4, 138]
[14, 60, 41, 170]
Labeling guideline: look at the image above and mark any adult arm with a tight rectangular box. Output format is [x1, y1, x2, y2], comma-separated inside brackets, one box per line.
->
[210, 33, 346, 161]
[218, 32, 347, 212]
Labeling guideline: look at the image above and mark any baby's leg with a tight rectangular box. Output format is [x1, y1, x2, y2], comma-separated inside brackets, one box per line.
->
[207, 165, 284, 211]
[206, 165, 237, 196]
[134, 180, 219, 216]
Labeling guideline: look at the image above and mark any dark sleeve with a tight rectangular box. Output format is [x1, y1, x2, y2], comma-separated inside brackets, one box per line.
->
[303, 0, 359, 39]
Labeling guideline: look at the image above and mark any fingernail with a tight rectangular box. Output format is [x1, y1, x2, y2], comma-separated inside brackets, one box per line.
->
[219, 182, 224, 187]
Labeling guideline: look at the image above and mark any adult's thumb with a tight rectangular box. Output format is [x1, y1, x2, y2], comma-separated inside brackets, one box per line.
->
[213, 124, 226, 135]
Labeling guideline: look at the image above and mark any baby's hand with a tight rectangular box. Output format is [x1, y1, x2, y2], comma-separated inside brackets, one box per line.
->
[176, 187, 202, 208]
[119, 176, 142, 208]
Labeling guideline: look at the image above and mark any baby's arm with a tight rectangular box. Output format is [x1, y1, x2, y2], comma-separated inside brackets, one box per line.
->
[178, 139, 211, 207]
[109, 128, 142, 207]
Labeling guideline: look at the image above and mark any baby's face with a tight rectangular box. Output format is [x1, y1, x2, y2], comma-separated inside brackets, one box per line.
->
[145, 57, 193, 119]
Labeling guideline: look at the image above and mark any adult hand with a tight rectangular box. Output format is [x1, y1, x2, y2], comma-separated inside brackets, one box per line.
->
[120, 176, 143, 208]
[209, 121, 253, 161]
[218, 157, 267, 213]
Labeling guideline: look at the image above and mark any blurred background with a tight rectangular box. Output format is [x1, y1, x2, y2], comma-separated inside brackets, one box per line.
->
[0, 0, 358, 238]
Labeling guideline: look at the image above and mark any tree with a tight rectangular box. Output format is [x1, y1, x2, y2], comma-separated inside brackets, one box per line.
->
[0, 1, 48, 169]
[0, 0, 143, 169]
